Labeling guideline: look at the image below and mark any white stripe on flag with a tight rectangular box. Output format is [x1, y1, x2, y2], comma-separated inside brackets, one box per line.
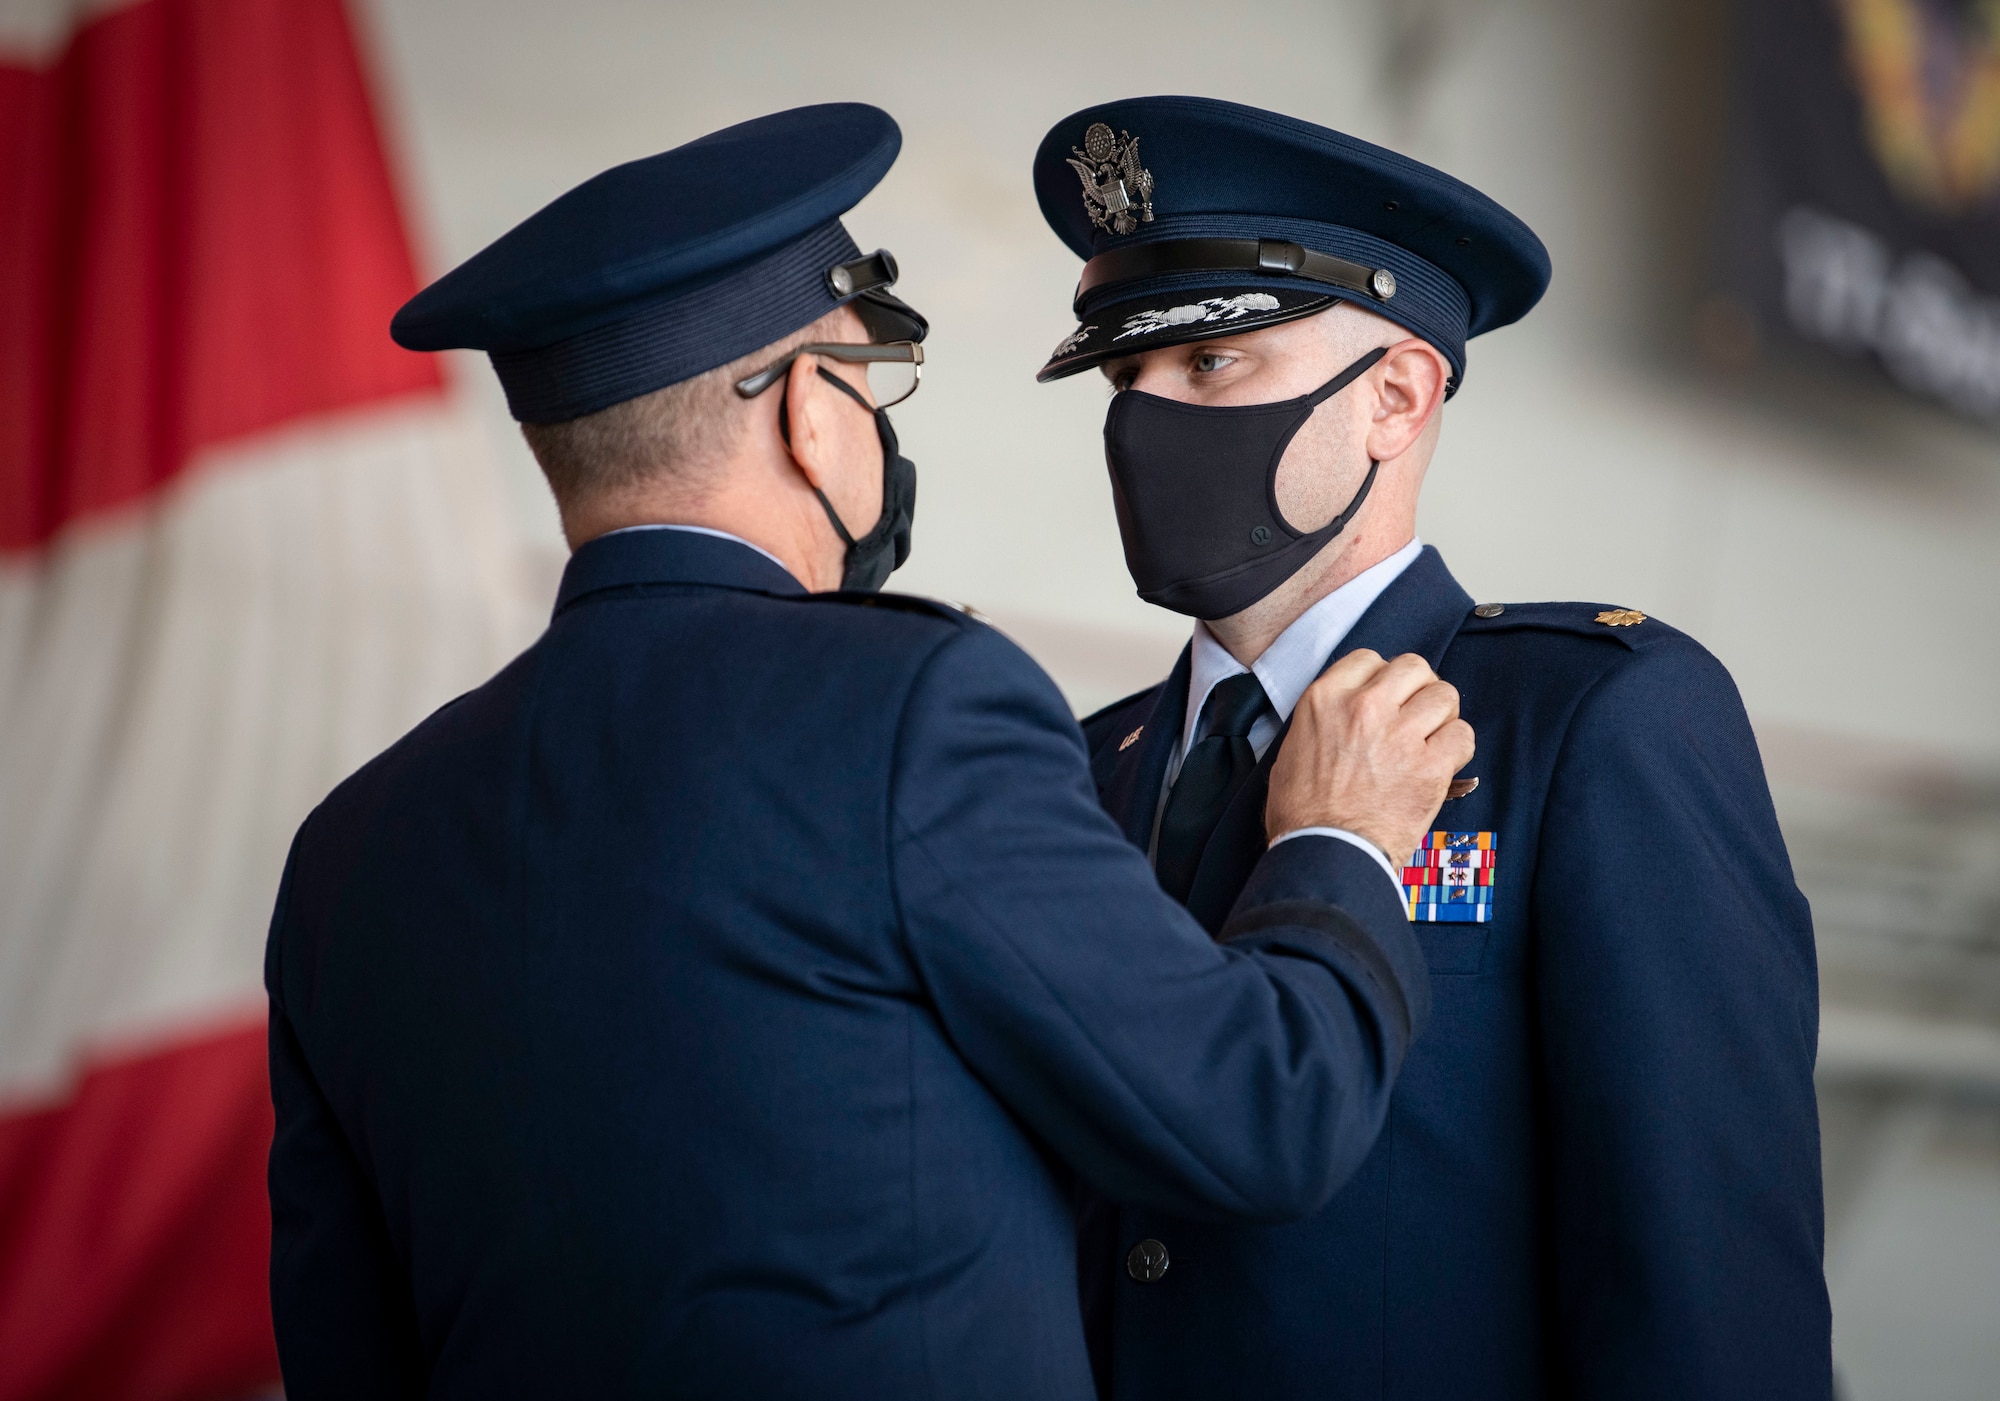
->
[0, 400, 541, 1101]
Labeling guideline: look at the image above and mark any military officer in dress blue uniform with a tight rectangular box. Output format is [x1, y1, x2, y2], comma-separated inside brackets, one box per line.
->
[263, 103, 1478, 1400]
[1033, 97, 1832, 1400]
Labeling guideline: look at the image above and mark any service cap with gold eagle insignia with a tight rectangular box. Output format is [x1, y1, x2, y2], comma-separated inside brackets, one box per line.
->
[1030, 95, 1551, 389]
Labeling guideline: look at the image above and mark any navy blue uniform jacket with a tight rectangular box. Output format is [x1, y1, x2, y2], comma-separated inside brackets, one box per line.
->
[264, 529, 1433, 1401]
[1079, 546, 1831, 1400]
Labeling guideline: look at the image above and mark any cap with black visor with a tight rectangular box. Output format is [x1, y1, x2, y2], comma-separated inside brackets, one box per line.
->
[1032, 96, 1552, 618]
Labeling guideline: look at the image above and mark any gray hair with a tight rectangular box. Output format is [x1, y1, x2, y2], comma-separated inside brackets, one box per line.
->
[520, 308, 851, 508]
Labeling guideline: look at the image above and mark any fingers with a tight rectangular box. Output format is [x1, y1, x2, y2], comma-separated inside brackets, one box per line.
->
[1359, 652, 1437, 709]
[1426, 717, 1476, 773]
[1307, 647, 1388, 702]
[1397, 677, 1461, 738]
[1297, 650, 1435, 729]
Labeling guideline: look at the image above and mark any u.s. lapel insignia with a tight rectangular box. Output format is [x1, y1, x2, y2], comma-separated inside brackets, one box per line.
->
[1067, 122, 1155, 236]
[1403, 831, 1496, 923]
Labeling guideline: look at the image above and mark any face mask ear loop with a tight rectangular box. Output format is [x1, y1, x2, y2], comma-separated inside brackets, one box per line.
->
[1324, 459, 1380, 537]
[785, 362, 879, 551]
[1270, 346, 1389, 538]
[1304, 345, 1389, 408]
[1293, 345, 1389, 535]
[814, 363, 874, 410]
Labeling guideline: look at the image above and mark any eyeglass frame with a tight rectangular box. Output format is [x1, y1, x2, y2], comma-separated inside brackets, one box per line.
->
[733, 340, 924, 407]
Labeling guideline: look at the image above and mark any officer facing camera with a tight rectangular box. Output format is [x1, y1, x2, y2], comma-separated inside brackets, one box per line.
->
[1037, 96, 1830, 1401]
[264, 103, 1465, 1401]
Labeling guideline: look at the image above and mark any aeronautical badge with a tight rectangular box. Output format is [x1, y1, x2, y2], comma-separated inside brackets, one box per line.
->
[1067, 122, 1155, 236]
[1402, 831, 1496, 923]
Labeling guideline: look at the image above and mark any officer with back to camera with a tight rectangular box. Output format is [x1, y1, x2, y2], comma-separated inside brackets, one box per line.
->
[262, 104, 1473, 1400]
[1034, 97, 1831, 1400]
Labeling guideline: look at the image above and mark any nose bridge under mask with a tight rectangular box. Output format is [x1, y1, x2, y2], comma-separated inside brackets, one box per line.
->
[1102, 347, 1387, 619]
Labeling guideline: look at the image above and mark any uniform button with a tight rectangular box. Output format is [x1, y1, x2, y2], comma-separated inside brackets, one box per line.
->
[1126, 1238, 1170, 1283]
[1473, 603, 1504, 618]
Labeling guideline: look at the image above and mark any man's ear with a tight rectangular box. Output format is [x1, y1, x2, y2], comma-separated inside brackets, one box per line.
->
[1364, 338, 1449, 463]
[782, 351, 834, 491]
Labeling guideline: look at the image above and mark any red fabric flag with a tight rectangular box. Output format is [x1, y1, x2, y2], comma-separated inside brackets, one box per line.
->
[0, 2, 531, 1396]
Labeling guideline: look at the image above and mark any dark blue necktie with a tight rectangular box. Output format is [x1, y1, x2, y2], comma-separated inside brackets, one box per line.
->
[1155, 672, 1271, 904]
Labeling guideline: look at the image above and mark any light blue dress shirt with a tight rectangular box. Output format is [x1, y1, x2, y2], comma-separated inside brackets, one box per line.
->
[1161, 537, 1426, 890]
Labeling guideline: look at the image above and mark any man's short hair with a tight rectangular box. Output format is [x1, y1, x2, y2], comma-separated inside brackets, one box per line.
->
[521, 307, 852, 507]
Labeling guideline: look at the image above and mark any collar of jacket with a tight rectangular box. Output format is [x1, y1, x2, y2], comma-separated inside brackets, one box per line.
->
[1106, 544, 1475, 932]
[553, 527, 805, 616]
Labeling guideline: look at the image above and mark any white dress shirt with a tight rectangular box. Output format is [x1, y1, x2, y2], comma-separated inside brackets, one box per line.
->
[1158, 536, 1426, 891]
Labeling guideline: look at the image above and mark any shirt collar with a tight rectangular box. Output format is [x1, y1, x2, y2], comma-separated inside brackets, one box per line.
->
[555, 522, 804, 615]
[598, 522, 796, 579]
[1181, 536, 1424, 758]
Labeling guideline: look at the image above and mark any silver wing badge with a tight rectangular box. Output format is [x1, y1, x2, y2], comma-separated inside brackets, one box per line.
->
[1066, 122, 1154, 236]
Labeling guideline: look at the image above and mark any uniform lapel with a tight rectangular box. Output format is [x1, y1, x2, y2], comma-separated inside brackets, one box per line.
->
[1097, 645, 1192, 852]
[1181, 547, 1476, 933]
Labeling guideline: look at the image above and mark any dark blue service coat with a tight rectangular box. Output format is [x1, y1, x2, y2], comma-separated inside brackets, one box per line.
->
[264, 528, 1432, 1401]
[1079, 546, 1831, 1400]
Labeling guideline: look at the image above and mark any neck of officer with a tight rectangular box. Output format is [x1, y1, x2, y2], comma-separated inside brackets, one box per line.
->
[1202, 455, 1426, 667]
[561, 433, 849, 592]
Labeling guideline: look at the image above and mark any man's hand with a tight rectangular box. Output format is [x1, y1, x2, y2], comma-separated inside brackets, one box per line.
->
[1265, 650, 1475, 865]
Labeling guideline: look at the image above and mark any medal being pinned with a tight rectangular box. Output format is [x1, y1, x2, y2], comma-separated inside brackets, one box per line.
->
[1067, 122, 1155, 235]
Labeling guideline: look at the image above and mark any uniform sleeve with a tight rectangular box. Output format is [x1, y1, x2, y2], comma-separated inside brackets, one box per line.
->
[1534, 638, 1831, 1398]
[888, 623, 1431, 1223]
[265, 842, 428, 1399]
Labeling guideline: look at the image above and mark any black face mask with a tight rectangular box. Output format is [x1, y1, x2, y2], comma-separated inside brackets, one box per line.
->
[794, 366, 917, 592]
[1102, 347, 1387, 619]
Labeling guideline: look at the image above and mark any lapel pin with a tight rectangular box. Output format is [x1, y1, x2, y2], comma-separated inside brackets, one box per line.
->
[1119, 726, 1144, 752]
[1595, 608, 1646, 627]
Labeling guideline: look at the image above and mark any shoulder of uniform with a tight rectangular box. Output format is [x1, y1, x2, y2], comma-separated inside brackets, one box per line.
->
[1455, 600, 1683, 652]
[788, 589, 986, 628]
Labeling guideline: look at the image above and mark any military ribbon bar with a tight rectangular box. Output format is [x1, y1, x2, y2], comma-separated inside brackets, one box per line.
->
[1402, 831, 1498, 923]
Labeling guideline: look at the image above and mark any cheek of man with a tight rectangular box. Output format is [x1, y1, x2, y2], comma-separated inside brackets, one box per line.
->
[1270, 387, 1370, 533]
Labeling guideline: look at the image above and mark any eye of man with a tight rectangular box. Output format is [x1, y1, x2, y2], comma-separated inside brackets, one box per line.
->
[1190, 350, 1236, 375]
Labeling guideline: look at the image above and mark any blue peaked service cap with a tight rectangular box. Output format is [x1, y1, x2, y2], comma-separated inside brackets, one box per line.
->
[392, 103, 926, 424]
[1032, 96, 1551, 391]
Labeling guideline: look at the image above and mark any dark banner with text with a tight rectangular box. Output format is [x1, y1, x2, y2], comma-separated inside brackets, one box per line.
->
[1717, 0, 2000, 423]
